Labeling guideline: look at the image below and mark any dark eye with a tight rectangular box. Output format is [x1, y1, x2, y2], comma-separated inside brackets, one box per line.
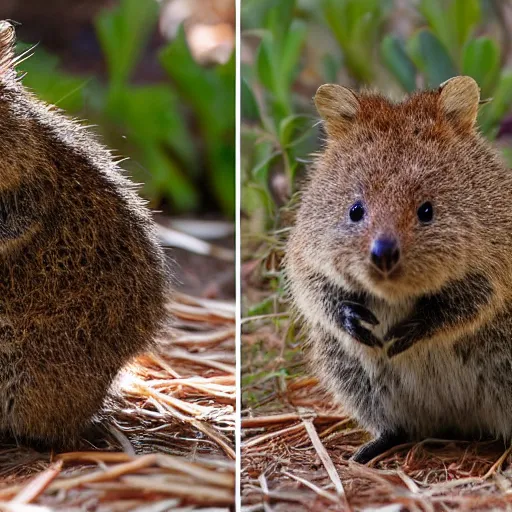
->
[417, 201, 434, 224]
[349, 202, 365, 222]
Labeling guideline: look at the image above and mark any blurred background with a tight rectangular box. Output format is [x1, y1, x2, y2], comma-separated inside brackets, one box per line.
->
[4, 0, 236, 298]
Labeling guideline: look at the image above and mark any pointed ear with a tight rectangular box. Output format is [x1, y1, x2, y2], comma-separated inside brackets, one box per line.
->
[314, 84, 360, 137]
[438, 76, 480, 132]
[0, 21, 15, 79]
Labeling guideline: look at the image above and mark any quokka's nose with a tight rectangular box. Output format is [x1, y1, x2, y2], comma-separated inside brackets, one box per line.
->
[370, 237, 400, 274]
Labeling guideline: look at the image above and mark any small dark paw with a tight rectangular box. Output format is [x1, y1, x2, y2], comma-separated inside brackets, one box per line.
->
[342, 302, 379, 326]
[384, 320, 426, 357]
[338, 301, 382, 348]
[351, 431, 407, 464]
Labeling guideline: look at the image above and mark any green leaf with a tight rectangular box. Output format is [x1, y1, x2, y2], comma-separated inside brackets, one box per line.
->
[406, 29, 457, 88]
[242, 0, 279, 30]
[207, 138, 236, 217]
[113, 86, 197, 171]
[242, 77, 260, 121]
[256, 36, 275, 92]
[322, 54, 341, 83]
[462, 37, 500, 97]
[322, 0, 349, 45]
[95, 0, 159, 87]
[137, 144, 199, 212]
[255, 21, 305, 122]
[479, 71, 512, 138]
[252, 151, 282, 183]
[246, 295, 275, 316]
[418, 0, 455, 55]
[160, 27, 235, 216]
[279, 114, 314, 147]
[322, 0, 383, 83]
[419, 0, 480, 60]
[241, 183, 274, 219]
[279, 20, 307, 94]
[160, 26, 213, 106]
[451, 0, 480, 49]
[265, 0, 296, 50]
[160, 27, 234, 129]
[380, 35, 417, 92]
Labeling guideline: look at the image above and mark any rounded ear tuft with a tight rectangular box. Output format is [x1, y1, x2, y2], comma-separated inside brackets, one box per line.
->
[0, 21, 15, 79]
[314, 84, 359, 137]
[438, 76, 480, 132]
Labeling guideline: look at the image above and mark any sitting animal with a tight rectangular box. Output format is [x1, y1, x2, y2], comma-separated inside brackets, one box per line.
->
[286, 75, 512, 462]
[0, 21, 169, 447]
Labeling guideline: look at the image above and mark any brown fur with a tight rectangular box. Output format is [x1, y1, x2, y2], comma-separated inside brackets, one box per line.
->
[0, 22, 169, 446]
[290, 78, 512, 302]
[286, 76, 512, 455]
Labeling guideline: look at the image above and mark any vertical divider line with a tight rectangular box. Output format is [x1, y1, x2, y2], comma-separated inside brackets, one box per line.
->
[235, 0, 241, 508]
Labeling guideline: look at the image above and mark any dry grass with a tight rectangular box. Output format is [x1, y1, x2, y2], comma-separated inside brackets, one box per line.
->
[242, 301, 512, 512]
[0, 292, 235, 511]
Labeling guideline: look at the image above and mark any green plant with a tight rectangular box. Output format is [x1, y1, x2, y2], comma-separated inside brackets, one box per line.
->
[242, 0, 317, 231]
[322, 0, 390, 84]
[19, 0, 235, 216]
[242, 0, 512, 234]
[381, 0, 512, 139]
[160, 28, 235, 215]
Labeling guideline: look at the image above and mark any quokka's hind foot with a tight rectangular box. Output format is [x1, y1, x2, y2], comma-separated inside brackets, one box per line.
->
[351, 431, 408, 464]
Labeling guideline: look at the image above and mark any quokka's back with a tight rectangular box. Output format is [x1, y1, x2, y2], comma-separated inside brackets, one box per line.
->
[0, 21, 169, 446]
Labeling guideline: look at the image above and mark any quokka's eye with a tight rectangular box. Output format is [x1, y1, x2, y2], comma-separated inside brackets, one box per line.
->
[349, 201, 365, 222]
[417, 201, 434, 224]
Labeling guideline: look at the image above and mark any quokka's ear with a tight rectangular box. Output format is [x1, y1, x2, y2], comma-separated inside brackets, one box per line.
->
[314, 84, 360, 137]
[438, 76, 480, 133]
[0, 21, 15, 79]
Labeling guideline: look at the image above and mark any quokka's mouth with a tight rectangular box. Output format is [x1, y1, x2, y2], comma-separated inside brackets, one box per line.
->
[367, 262, 403, 282]
[362, 264, 412, 302]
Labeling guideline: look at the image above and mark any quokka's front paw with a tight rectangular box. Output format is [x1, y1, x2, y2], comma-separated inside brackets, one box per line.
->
[337, 300, 382, 348]
[385, 319, 426, 357]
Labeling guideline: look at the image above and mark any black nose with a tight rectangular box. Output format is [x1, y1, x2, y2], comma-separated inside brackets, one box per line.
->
[370, 237, 400, 273]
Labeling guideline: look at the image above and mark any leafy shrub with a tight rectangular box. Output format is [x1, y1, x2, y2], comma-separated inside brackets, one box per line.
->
[19, 0, 235, 216]
[242, 0, 512, 232]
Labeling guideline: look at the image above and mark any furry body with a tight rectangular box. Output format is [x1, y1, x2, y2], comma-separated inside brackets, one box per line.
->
[0, 23, 168, 445]
[286, 76, 512, 461]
